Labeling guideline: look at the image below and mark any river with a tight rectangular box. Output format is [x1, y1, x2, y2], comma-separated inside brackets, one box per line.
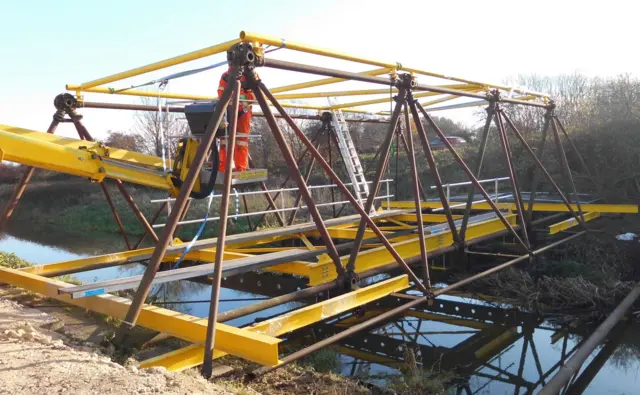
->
[1, 233, 638, 394]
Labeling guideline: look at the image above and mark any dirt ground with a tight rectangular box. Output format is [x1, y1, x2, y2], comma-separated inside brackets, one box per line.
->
[0, 298, 234, 395]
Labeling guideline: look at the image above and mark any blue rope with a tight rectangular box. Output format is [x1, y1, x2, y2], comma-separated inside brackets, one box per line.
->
[172, 193, 215, 270]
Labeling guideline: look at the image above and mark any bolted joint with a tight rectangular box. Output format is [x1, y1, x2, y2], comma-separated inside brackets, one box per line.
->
[545, 100, 556, 116]
[395, 73, 417, 89]
[54, 93, 78, 112]
[342, 270, 360, 291]
[487, 89, 500, 103]
[227, 42, 264, 69]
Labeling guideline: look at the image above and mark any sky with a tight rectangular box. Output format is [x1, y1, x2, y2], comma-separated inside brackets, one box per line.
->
[1, 0, 638, 140]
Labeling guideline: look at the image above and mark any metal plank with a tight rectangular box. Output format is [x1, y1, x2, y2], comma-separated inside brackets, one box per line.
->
[22, 209, 411, 277]
[59, 249, 310, 299]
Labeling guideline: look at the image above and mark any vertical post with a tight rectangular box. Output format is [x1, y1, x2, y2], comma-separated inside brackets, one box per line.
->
[345, 91, 405, 273]
[459, 103, 495, 240]
[494, 179, 499, 203]
[252, 79, 346, 278]
[328, 124, 337, 218]
[202, 79, 241, 378]
[403, 102, 431, 289]
[407, 95, 461, 244]
[258, 80, 427, 292]
[115, 65, 238, 338]
[414, 100, 529, 251]
[0, 112, 62, 232]
[495, 108, 530, 248]
[551, 117, 585, 222]
[526, 109, 552, 223]
[242, 195, 254, 231]
[100, 182, 133, 250]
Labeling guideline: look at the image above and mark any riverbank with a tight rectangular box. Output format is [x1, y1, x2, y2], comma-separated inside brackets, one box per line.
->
[0, 252, 449, 395]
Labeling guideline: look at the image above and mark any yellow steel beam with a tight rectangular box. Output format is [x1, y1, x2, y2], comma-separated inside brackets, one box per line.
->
[296, 214, 518, 285]
[65, 86, 330, 111]
[271, 83, 483, 100]
[73, 38, 240, 90]
[0, 124, 169, 168]
[327, 88, 478, 111]
[474, 327, 519, 360]
[548, 212, 600, 234]
[140, 275, 410, 371]
[382, 201, 639, 214]
[0, 267, 281, 365]
[0, 125, 177, 194]
[270, 67, 390, 94]
[403, 310, 491, 330]
[393, 213, 463, 223]
[241, 31, 549, 99]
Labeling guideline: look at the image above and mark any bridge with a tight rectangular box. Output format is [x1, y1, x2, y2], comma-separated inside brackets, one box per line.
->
[0, 30, 637, 392]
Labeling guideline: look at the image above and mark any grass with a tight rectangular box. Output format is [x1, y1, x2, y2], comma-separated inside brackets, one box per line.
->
[0, 251, 82, 285]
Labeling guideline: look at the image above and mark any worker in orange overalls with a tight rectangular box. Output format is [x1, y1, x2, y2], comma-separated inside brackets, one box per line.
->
[217, 64, 254, 172]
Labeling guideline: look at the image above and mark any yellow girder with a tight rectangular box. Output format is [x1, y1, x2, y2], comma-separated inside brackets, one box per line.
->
[140, 275, 410, 371]
[0, 267, 281, 366]
[548, 212, 600, 234]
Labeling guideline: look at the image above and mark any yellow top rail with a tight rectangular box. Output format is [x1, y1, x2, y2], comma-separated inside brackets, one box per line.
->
[67, 30, 550, 112]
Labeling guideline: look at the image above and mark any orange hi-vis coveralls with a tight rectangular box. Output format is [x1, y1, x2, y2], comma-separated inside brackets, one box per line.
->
[217, 68, 254, 172]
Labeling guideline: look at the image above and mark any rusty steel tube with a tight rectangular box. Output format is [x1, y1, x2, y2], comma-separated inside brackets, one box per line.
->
[202, 80, 241, 379]
[0, 113, 62, 232]
[415, 100, 528, 251]
[526, 111, 552, 223]
[253, 80, 346, 278]
[551, 117, 585, 223]
[80, 101, 391, 124]
[539, 283, 640, 395]
[288, 138, 321, 225]
[459, 104, 494, 240]
[259, 81, 427, 293]
[495, 109, 530, 249]
[263, 58, 489, 101]
[407, 96, 461, 243]
[133, 202, 167, 249]
[115, 66, 238, 340]
[398, 131, 428, 200]
[554, 116, 607, 202]
[250, 231, 586, 378]
[403, 103, 431, 288]
[500, 111, 586, 228]
[252, 129, 325, 229]
[113, 181, 160, 243]
[345, 93, 404, 273]
[100, 182, 132, 250]
[70, 117, 161, 243]
[218, 280, 340, 323]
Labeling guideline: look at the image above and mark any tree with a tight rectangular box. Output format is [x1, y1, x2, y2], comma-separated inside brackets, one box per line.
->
[103, 130, 143, 152]
[134, 97, 188, 158]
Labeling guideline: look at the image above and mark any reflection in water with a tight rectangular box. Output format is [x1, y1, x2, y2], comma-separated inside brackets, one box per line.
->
[288, 294, 640, 394]
[1, 235, 639, 394]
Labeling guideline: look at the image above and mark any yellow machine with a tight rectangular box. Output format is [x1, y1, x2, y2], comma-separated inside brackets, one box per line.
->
[0, 96, 266, 199]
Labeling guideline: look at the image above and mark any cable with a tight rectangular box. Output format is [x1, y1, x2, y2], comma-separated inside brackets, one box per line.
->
[171, 191, 215, 269]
